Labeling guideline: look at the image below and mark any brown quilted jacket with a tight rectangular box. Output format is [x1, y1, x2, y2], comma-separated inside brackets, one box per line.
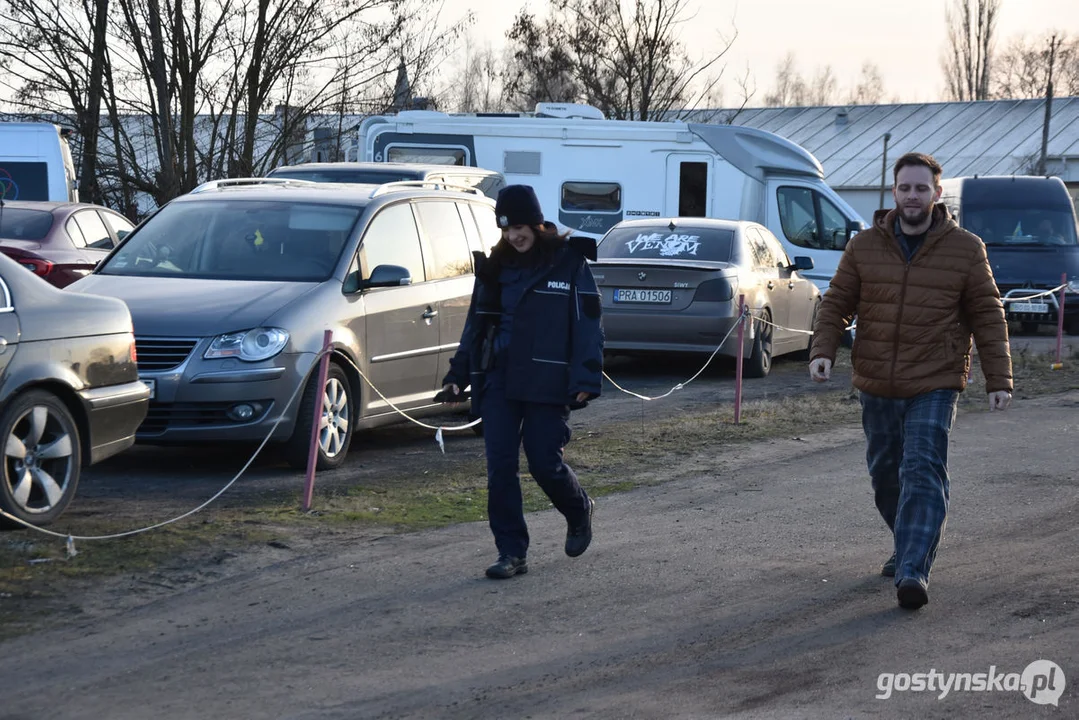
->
[810, 204, 1013, 398]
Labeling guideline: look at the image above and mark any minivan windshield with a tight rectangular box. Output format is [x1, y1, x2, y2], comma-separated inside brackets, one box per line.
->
[98, 199, 361, 281]
[598, 226, 735, 262]
[963, 207, 1078, 247]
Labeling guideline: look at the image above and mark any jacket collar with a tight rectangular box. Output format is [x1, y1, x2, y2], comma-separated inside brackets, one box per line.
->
[872, 204, 958, 258]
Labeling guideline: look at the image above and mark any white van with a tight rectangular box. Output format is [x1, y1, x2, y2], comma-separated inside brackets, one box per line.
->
[354, 103, 865, 291]
[0, 122, 79, 202]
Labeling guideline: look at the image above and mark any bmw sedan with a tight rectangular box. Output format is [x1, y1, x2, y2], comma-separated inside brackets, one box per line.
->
[592, 218, 820, 378]
[68, 179, 502, 470]
[0, 251, 149, 526]
[0, 201, 135, 287]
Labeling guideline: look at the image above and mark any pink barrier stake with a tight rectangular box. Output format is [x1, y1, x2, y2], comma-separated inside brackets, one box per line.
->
[303, 330, 334, 512]
[1056, 272, 1067, 368]
[734, 295, 745, 424]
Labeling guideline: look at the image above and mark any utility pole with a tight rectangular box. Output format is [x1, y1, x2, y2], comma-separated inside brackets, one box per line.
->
[1037, 34, 1060, 176]
[879, 133, 892, 210]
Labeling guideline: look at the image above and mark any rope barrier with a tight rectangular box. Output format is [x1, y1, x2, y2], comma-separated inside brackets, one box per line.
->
[0, 349, 331, 549]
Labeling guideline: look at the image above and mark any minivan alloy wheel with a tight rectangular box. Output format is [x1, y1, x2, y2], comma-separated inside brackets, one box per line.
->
[319, 377, 350, 458]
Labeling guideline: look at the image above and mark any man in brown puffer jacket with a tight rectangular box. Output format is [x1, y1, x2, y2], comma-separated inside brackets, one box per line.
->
[808, 152, 1013, 611]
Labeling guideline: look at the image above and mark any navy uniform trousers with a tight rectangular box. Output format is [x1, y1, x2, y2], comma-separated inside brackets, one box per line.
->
[481, 364, 590, 559]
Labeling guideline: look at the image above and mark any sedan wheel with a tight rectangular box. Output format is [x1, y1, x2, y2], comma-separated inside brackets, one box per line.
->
[285, 363, 355, 471]
[0, 391, 82, 527]
[743, 312, 773, 379]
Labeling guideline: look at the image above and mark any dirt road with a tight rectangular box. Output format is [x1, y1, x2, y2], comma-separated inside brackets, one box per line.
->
[0, 379, 1075, 718]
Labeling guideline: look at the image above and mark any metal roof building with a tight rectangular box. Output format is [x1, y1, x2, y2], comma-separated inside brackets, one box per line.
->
[688, 97, 1079, 222]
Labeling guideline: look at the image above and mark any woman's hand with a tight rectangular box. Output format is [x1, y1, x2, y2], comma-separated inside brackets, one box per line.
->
[574, 392, 590, 404]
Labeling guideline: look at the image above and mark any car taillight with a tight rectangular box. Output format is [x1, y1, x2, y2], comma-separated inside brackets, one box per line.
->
[19, 259, 54, 276]
[128, 334, 138, 364]
[693, 278, 734, 302]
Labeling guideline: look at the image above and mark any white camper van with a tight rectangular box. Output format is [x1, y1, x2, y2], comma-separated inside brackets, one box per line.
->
[355, 103, 865, 291]
[0, 122, 79, 202]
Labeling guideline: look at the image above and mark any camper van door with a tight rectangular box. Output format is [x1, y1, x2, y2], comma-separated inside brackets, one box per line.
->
[665, 154, 712, 218]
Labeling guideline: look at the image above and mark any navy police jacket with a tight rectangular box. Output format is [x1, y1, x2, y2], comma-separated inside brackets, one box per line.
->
[443, 235, 604, 414]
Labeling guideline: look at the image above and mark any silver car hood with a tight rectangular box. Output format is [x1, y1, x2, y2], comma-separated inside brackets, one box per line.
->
[68, 274, 320, 337]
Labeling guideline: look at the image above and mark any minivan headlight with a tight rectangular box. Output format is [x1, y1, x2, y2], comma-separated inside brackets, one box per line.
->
[205, 328, 290, 362]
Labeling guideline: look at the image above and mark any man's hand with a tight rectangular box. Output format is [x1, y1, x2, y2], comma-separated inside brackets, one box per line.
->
[575, 392, 590, 404]
[809, 357, 832, 382]
[989, 390, 1012, 411]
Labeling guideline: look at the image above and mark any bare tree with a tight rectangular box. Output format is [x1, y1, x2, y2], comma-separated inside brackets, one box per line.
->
[848, 62, 884, 105]
[942, 0, 1000, 101]
[807, 65, 838, 106]
[993, 32, 1079, 99]
[503, 0, 736, 121]
[440, 33, 509, 113]
[763, 53, 807, 107]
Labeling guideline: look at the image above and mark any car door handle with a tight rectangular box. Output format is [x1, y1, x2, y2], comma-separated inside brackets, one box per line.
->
[788, 281, 795, 289]
[0, 337, 6, 355]
[422, 307, 438, 320]
[766, 281, 775, 290]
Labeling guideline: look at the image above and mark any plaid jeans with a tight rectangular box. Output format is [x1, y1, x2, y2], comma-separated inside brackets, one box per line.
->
[860, 389, 960, 587]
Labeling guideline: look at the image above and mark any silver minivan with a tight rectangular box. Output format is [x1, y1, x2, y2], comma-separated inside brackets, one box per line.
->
[68, 179, 501, 469]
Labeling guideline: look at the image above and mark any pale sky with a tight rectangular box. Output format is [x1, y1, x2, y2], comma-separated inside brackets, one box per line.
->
[437, 0, 1079, 105]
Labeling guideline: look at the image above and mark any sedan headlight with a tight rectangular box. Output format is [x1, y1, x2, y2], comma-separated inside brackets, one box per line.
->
[204, 327, 290, 362]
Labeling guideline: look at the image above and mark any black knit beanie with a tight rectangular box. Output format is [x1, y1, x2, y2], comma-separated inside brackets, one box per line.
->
[494, 185, 545, 228]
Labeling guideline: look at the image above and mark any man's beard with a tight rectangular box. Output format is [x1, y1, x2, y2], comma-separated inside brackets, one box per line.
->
[900, 204, 931, 226]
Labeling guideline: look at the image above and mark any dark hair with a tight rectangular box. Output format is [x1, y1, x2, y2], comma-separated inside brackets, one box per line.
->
[481, 223, 570, 282]
[893, 152, 943, 184]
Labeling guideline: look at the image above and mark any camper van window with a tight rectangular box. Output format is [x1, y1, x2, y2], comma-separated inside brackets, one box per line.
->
[386, 146, 467, 165]
[561, 182, 622, 212]
[598, 226, 734, 262]
[678, 162, 708, 217]
[414, 201, 473, 279]
[0, 161, 49, 201]
[777, 186, 848, 250]
[818, 195, 849, 249]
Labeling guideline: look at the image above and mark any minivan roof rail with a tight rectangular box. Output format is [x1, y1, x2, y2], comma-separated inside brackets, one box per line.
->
[369, 180, 485, 198]
[189, 177, 318, 194]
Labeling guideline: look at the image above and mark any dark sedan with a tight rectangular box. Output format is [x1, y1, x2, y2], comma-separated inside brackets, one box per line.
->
[593, 218, 820, 378]
[0, 200, 135, 288]
[0, 251, 149, 526]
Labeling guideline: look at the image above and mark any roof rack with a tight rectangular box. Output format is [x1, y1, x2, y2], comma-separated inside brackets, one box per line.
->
[188, 177, 318, 194]
[369, 180, 485, 199]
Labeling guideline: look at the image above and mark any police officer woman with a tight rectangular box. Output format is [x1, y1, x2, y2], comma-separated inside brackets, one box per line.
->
[441, 184, 604, 579]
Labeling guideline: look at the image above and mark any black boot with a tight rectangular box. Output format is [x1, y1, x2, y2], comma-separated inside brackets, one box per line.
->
[485, 555, 528, 579]
[565, 497, 594, 558]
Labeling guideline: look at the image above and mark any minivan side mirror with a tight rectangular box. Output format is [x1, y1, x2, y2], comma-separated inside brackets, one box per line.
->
[363, 264, 412, 289]
[834, 219, 864, 251]
[791, 256, 814, 272]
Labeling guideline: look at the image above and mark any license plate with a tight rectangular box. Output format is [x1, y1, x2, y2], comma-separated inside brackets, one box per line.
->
[1010, 302, 1049, 314]
[613, 288, 672, 304]
[142, 378, 156, 399]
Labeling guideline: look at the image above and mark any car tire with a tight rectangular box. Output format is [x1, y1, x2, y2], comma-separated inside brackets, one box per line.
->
[0, 390, 82, 528]
[285, 363, 354, 471]
[1067, 317, 1079, 337]
[743, 311, 773, 379]
[793, 301, 820, 361]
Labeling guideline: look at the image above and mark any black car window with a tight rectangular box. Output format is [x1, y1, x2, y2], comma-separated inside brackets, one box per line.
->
[73, 210, 113, 250]
[745, 228, 777, 270]
[414, 200, 473, 279]
[963, 207, 1078, 247]
[470, 204, 501, 252]
[757, 227, 790, 268]
[0, 208, 54, 240]
[597, 226, 734, 262]
[99, 199, 360, 280]
[359, 202, 426, 283]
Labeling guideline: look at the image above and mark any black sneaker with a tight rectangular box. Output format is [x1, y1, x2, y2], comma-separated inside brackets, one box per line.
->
[897, 578, 929, 610]
[881, 552, 896, 578]
[565, 497, 594, 558]
[485, 555, 527, 579]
